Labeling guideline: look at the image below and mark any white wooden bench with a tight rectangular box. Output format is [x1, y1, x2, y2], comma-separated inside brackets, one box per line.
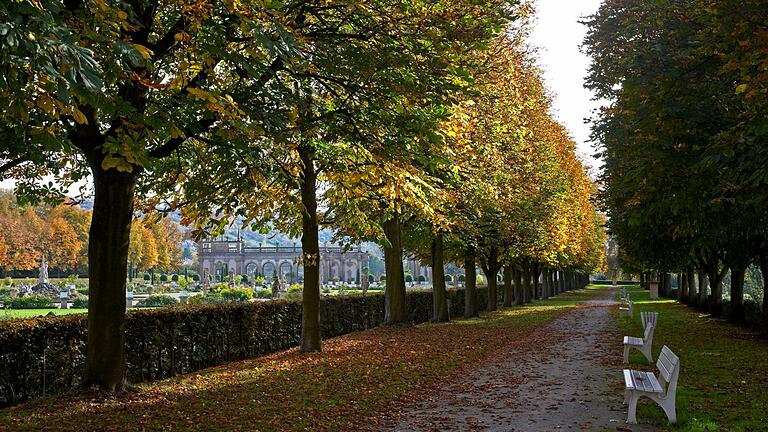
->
[641, 311, 658, 329]
[623, 345, 680, 424]
[623, 319, 655, 363]
[619, 298, 633, 317]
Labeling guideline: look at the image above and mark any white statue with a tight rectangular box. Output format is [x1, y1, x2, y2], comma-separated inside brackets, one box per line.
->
[38, 255, 49, 285]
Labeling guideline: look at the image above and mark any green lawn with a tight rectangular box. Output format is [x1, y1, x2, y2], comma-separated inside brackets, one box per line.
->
[0, 308, 87, 319]
[620, 284, 768, 432]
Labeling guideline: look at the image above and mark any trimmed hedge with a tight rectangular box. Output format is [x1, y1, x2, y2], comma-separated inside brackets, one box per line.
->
[3, 295, 55, 309]
[0, 288, 487, 407]
[136, 295, 178, 307]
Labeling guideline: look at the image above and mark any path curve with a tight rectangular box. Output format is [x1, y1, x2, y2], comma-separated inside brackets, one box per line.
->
[369, 288, 656, 432]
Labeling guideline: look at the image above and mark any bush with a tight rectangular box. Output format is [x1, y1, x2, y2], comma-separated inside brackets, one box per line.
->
[0, 288, 10, 297]
[171, 274, 179, 282]
[192, 274, 200, 282]
[4, 295, 54, 309]
[219, 288, 253, 303]
[143, 274, 151, 281]
[253, 289, 272, 299]
[2, 277, 12, 288]
[0, 287, 488, 407]
[136, 295, 178, 308]
[405, 275, 413, 283]
[159, 274, 168, 283]
[418, 275, 427, 282]
[72, 297, 88, 309]
[76, 288, 89, 296]
[210, 282, 228, 293]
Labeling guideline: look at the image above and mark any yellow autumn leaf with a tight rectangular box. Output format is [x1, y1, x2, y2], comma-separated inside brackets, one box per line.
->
[72, 107, 88, 125]
[132, 43, 154, 60]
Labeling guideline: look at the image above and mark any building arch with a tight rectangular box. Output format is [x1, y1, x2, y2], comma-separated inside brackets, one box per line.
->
[262, 261, 276, 278]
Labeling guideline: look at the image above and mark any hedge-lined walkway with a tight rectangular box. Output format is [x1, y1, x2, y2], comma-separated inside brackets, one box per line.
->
[0, 288, 605, 432]
[368, 286, 654, 432]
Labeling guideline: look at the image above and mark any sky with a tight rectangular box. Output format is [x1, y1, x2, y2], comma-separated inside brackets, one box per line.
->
[527, 0, 604, 173]
[1, 1, 604, 190]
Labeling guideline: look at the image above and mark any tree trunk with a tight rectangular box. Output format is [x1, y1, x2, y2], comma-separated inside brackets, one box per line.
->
[85, 168, 137, 391]
[513, 268, 523, 306]
[553, 270, 559, 295]
[482, 245, 499, 312]
[532, 263, 540, 300]
[522, 265, 531, 303]
[759, 254, 768, 334]
[729, 265, 746, 323]
[678, 273, 686, 303]
[687, 268, 697, 305]
[697, 270, 709, 312]
[383, 214, 407, 324]
[464, 244, 478, 318]
[706, 269, 726, 317]
[502, 266, 513, 307]
[431, 234, 448, 322]
[299, 144, 322, 351]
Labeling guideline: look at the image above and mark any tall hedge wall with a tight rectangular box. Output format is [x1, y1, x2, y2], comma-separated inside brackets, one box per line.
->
[0, 288, 487, 407]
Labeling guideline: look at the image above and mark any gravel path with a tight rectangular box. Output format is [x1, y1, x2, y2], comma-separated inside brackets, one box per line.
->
[372, 288, 657, 432]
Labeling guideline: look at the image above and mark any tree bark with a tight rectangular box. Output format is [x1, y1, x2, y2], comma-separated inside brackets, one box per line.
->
[513, 268, 523, 306]
[431, 234, 448, 322]
[759, 254, 768, 334]
[697, 270, 709, 312]
[299, 144, 322, 351]
[464, 244, 478, 318]
[522, 265, 532, 303]
[482, 245, 499, 312]
[502, 266, 513, 307]
[706, 269, 726, 317]
[687, 268, 697, 305]
[85, 167, 137, 391]
[383, 214, 407, 324]
[532, 263, 540, 300]
[678, 273, 686, 303]
[729, 265, 747, 323]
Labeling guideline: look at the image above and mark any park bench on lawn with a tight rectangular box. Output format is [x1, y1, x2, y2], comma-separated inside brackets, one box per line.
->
[619, 298, 633, 317]
[640, 311, 658, 330]
[619, 286, 628, 301]
[623, 313, 657, 363]
[623, 345, 680, 424]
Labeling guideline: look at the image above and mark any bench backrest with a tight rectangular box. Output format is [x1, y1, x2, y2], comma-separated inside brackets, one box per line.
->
[656, 345, 680, 397]
[643, 319, 655, 344]
[641, 311, 658, 329]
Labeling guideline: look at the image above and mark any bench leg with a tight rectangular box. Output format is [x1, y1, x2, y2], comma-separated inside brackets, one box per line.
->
[623, 345, 630, 363]
[660, 397, 677, 423]
[623, 389, 630, 404]
[641, 345, 653, 364]
[626, 392, 639, 424]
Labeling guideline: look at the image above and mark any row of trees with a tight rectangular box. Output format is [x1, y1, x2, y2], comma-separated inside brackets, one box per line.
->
[584, 0, 768, 329]
[1, 0, 604, 391]
[128, 218, 184, 278]
[0, 191, 88, 274]
[0, 190, 182, 277]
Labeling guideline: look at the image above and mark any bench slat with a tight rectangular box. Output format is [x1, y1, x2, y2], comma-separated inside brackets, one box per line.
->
[626, 369, 663, 393]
